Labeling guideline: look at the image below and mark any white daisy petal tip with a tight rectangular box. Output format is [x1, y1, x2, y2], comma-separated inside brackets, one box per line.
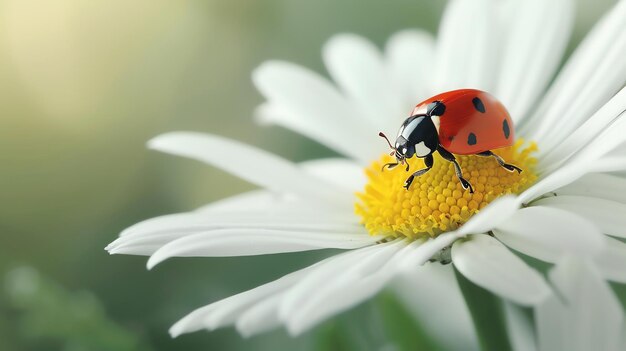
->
[234, 324, 255, 339]
[146, 131, 185, 152]
[252, 60, 306, 96]
[104, 241, 116, 253]
[321, 32, 381, 82]
[146, 254, 165, 270]
[168, 319, 206, 339]
[145, 239, 184, 269]
[323, 32, 370, 53]
[104, 238, 135, 255]
[251, 59, 286, 83]
[105, 246, 120, 255]
[105, 233, 135, 253]
[168, 308, 210, 338]
[168, 323, 185, 338]
[385, 28, 434, 49]
[284, 320, 306, 337]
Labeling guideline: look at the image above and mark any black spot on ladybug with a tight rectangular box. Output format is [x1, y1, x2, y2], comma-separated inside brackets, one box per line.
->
[467, 133, 477, 145]
[472, 97, 486, 113]
[448, 136, 454, 141]
[427, 101, 446, 116]
[503, 119, 510, 139]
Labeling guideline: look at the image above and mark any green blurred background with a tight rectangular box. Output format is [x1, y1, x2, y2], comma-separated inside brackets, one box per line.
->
[0, 0, 615, 350]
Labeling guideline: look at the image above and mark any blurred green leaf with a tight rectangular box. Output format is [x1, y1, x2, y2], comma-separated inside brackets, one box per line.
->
[314, 320, 361, 351]
[454, 267, 512, 351]
[4, 266, 152, 351]
[376, 291, 443, 351]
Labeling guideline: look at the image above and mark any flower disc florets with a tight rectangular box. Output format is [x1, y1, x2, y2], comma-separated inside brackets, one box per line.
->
[356, 140, 537, 239]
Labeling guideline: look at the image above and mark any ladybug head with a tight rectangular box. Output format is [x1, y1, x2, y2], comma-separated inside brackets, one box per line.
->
[379, 115, 439, 171]
[379, 132, 408, 171]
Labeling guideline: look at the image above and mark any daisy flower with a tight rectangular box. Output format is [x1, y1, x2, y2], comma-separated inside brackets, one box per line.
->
[107, 0, 626, 339]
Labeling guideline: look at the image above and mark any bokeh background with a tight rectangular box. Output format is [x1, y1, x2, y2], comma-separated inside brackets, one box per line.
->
[0, 0, 616, 350]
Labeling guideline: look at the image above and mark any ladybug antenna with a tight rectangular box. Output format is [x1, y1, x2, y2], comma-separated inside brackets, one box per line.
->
[398, 157, 409, 172]
[379, 132, 395, 151]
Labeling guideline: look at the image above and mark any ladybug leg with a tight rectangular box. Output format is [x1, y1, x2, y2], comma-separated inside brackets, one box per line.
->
[437, 146, 474, 193]
[403, 154, 433, 190]
[381, 162, 400, 171]
[477, 151, 522, 173]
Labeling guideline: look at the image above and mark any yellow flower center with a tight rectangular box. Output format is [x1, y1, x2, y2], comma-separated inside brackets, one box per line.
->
[355, 140, 538, 239]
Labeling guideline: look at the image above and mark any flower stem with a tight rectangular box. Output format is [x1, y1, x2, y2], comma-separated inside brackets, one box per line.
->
[454, 267, 512, 351]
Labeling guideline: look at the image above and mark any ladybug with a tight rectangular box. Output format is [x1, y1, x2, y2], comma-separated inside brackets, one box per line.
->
[379, 89, 522, 193]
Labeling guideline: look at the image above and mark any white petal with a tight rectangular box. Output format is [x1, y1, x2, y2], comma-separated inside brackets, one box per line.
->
[522, 102, 626, 198]
[119, 210, 359, 239]
[107, 243, 162, 256]
[276, 241, 387, 323]
[591, 156, 626, 173]
[400, 233, 459, 268]
[452, 234, 550, 305]
[496, 0, 574, 123]
[538, 87, 626, 170]
[108, 182, 362, 256]
[169, 266, 310, 337]
[393, 264, 479, 351]
[518, 162, 583, 204]
[594, 236, 626, 283]
[195, 190, 279, 214]
[524, 106, 625, 199]
[504, 302, 538, 351]
[385, 30, 436, 108]
[146, 229, 379, 269]
[322, 34, 405, 132]
[108, 216, 365, 256]
[524, 0, 626, 146]
[299, 158, 366, 193]
[432, 0, 499, 92]
[494, 206, 605, 263]
[196, 190, 354, 219]
[148, 132, 351, 207]
[555, 173, 626, 204]
[112, 199, 360, 256]
[534, 195, 626, 238]
[235, 293, 283, 337]
[118, 211, 359, 240]
[196, 189, 352, 217]
[573, 112, 626, 164]
[252, 61, 379, 163]
[283, 240, 410, 335]
[536, 257, 624, 351]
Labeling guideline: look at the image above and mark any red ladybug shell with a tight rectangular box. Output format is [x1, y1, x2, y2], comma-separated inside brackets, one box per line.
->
[410, 89, 514, 155]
